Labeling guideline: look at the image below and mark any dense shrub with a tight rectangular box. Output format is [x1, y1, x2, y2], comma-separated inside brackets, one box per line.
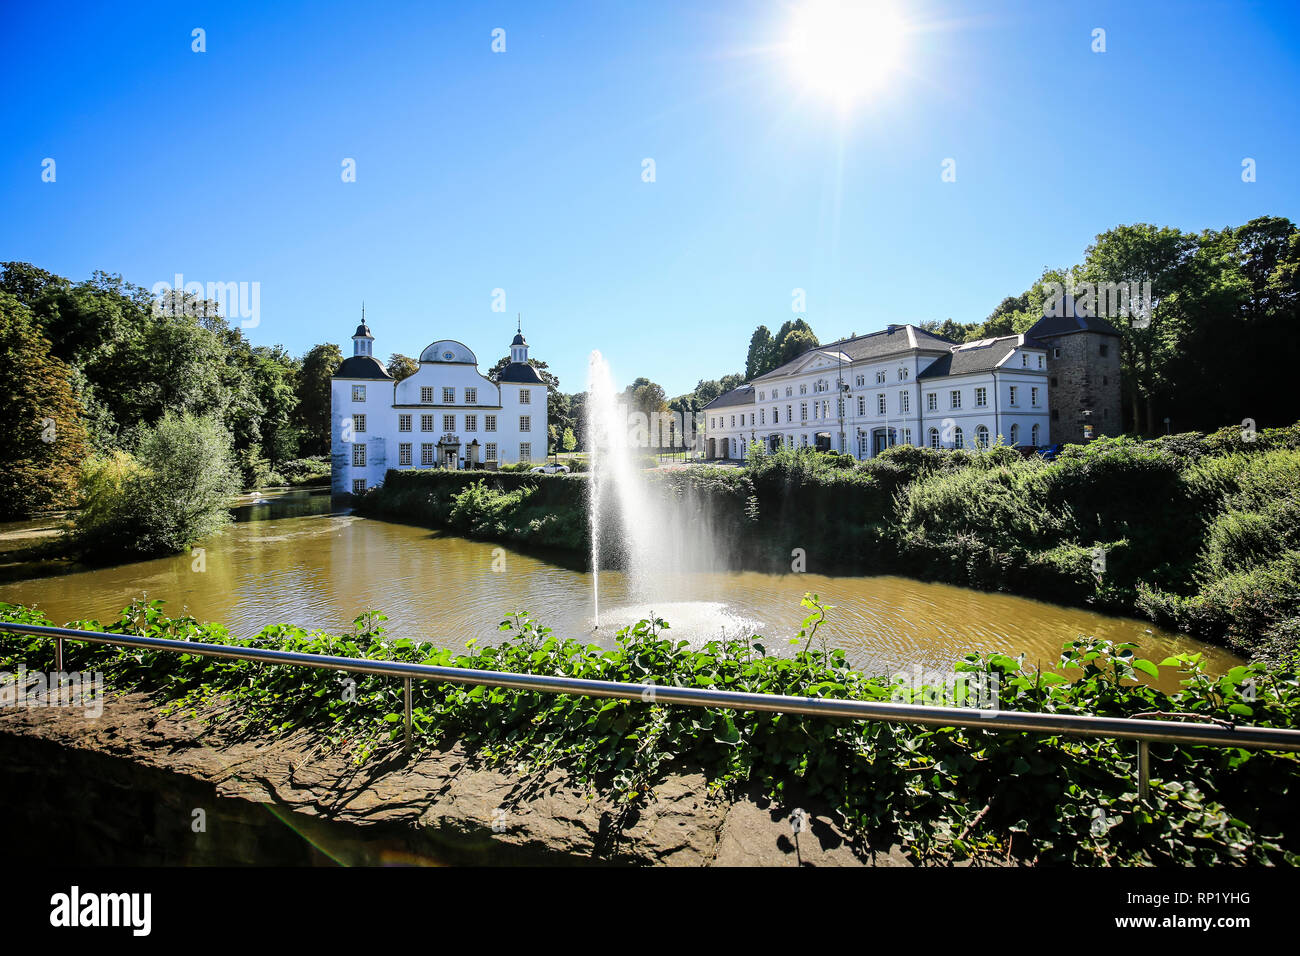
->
[69, 412, 239, 558]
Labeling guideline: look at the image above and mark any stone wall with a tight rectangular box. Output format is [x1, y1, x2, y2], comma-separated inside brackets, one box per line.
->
[0, 690, 909, 867]
[1041, 332, 1123, 444]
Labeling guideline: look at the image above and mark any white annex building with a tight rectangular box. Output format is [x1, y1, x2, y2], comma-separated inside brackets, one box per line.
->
[702, 324, 1053, 460]
[331, 319, 548, 495]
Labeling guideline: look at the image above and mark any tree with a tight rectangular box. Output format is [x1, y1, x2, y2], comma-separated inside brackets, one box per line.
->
[0, 292, 90, 517]
[1080, 224, 1197, 433]
[387, 353, 418, 382]
[920, 318, 976, 342]
[694, 379, 723, 403]
[562, 426, 577, 452]
[776, 327, 818, 366]
[745, 326, 774, 379]
[72, 412, 239, 557]
[130, 412, 240, 553]
[296, 343, 343, 456]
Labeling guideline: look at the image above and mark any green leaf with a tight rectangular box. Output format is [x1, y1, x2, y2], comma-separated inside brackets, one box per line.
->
[1131, 659, 1159, 679]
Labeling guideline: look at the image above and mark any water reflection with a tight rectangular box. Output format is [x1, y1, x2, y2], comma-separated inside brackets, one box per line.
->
[0, 489, 1240, 690]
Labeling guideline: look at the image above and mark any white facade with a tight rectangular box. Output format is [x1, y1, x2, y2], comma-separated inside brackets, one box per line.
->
[703, 325, 1050, 460]
[331, 323, 548, 495]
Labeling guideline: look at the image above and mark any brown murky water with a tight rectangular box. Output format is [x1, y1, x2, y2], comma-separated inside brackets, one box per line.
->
[0, 490, 1240, 688]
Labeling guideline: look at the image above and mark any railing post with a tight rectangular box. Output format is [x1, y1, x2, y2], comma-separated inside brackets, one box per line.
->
[1137, 740, 1150, 800]
[55, 638, 63, 678]
[403, 677, 413, 754]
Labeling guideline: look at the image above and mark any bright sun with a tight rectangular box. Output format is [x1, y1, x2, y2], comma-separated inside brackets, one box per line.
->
[788, 0, 908, 106]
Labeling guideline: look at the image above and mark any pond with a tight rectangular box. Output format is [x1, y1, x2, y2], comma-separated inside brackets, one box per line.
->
[0, 489, 1240, 690]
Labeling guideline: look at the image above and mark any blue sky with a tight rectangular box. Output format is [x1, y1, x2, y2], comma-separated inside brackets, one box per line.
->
[2, 0, 1297, 396]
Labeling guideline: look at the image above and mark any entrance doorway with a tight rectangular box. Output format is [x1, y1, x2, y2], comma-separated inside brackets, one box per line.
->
[871, 427, 897, 457]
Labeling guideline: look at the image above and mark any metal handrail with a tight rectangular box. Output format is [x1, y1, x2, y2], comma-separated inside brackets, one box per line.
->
[3, 620, 1299, 799]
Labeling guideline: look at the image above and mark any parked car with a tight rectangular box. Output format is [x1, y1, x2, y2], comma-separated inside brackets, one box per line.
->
[529, 463, 571, 474]
[1037, 444, 1064, 462]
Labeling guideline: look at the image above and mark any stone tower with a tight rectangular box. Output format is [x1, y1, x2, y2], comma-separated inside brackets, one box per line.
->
[1027, 297, 1123, 445]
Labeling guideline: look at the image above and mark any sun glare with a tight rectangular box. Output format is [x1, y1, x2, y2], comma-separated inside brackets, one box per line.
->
[788, 0, 908, 107]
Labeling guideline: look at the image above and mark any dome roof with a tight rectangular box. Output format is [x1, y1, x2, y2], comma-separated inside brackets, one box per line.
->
[419, 339, 477, 364]
[511, 332, 527, 346]
[333, 355, 392, 380]
[497, 361, 544, 384]
[354, 323, 373, 338]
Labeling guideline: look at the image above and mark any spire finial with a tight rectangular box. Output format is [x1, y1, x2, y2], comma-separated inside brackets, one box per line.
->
[362, 301, 365, 323]
[517, 313, 521, 334]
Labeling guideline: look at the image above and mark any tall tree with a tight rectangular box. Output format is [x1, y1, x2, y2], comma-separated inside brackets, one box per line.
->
[296, 343, 343, 456]
[0, 293, 90, 517]
[1080, 224, 1197, 433]
[745, 326, 774, 379]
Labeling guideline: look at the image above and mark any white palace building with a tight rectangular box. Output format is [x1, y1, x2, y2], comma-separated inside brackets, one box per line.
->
[702, 323, 1056, 460]
[331, 320, 547, 495]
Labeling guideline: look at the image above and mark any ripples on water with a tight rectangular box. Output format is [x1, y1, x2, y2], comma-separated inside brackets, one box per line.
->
[0, 490, 1240, 690]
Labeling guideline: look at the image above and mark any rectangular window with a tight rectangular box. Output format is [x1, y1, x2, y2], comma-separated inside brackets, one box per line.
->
[352, 444, 366, 467]
[399, 414, 412, 432]
[352, 413, 366, 433]
[927, 392, 937, 411]
[443, 387, 455, 403]
[421, 443, 434, 465]
[855, 375, 864, 387]
[877, 394, 886, 415]
[399, 443, 412, 466]
[1037, 355, 1044, 369]
[975, 388, 988, 407]
[421, 414, 434, 432]
[352, 479, 366, 495]
[900, 392, 910, 413]
[802, 402, 809, 420]
[1031, 387, 1040, 406]
[420, 387, 434, 403]
[1006, 386, 1015, 406]
[465, 414, 477, 431]
[1021, 354, 1028, 367]
[950, 390, 962, 409]
[902, 428, 912, 445]
[443, 414, 456, 432]
[519, 442, 531, 462]
[1053, 348, 1061, 359]
[465, 387, 477, 404]
[520, 389, 531, 405]
[876, 370, 886, 384]
[760, 409, 766, 425]
[856, 397, 864, 416]
[731, 415, 736, 427]
[786, 405, 792, 422]
[520, 415, 531, 432]
[486, 415, 497, 432]
[351, 385, 366, 402]
[773, 408, 780, 424]
[485, 442, 498, 461]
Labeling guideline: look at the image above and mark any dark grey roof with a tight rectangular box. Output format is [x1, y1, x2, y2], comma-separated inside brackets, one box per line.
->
[1026, 295, 1122, 338]
[752, 324, 956, 384]
[702, 385, 754, 410]
[334, 355, 392, 379]
[917, 334, 1046, 380]
[511, 332, 527, 346]
[497, 362, 543, 384]
[354, 323, 373, 338]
